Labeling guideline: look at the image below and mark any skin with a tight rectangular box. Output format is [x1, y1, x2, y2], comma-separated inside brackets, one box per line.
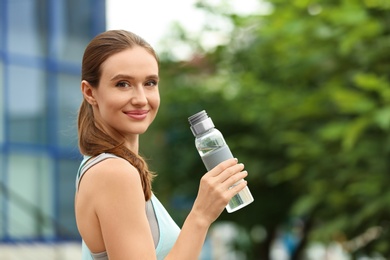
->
[75, 46, 248, 259]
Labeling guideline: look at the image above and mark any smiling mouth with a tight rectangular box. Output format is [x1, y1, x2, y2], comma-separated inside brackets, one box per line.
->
[125, 110, 149, 120]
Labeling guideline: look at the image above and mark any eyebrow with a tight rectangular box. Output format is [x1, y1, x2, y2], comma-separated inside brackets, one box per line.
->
[110, 74, 159, 81]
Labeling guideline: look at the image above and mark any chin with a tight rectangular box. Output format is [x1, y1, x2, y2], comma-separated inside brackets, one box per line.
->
[132, 127, 149, 135]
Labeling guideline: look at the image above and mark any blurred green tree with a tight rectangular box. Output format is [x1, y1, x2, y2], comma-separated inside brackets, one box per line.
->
[141, 0, 390, 258]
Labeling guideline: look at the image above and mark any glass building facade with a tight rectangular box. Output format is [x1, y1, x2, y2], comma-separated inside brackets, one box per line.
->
[0, 0, 106, 241]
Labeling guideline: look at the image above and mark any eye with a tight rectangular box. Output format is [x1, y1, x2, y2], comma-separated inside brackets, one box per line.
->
[115, 81, 131, 88]
[145, 80, 158, 87]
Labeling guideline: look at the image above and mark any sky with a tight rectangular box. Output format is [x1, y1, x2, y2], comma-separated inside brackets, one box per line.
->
[106, 0, 268, 59]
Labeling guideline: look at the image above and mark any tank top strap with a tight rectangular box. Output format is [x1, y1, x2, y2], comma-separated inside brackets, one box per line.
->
[75, 153, 120, 191]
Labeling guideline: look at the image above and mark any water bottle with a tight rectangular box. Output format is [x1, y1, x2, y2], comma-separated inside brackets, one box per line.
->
[188, 110, 254, 213]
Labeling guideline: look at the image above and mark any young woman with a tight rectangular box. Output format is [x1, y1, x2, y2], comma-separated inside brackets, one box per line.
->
[74, 29, 248, 260]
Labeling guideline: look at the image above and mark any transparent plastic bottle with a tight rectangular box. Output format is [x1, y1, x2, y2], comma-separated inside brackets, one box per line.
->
[188, 110, 254, 213]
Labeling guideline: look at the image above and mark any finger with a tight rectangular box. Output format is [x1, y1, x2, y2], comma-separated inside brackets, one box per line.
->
[207, 158, 238, 177]
[226, 180, 248, 198]
[217, 163, 245, 183]
[222, 170, 248, 190]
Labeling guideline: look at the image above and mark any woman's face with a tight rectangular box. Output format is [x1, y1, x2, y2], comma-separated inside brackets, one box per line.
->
[89, 46, 160, 139]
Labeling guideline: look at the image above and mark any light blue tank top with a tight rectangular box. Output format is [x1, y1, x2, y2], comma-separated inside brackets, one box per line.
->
[76, 153, 180, 260]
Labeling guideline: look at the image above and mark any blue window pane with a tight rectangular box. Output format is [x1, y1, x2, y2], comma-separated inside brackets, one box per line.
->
[7, 153, 54, 239]
[56, 0, 96, 62]
[7, 0, 48, 57]
[0, 153, 5, 239]
[58, 73, 82, 148]
[8, 65, 47, 144]
[0, 1, 3, 52]
[57, 158, 81, 239]
[0, 61, 4, 143]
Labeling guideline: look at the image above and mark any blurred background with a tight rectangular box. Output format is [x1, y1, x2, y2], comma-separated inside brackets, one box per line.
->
[0, 0, 389, 259]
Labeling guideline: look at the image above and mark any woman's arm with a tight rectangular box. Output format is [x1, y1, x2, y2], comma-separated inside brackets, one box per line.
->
[166, 158, 248, 259]
[76, 157, 157, 259]
[77, 157, 247, 260]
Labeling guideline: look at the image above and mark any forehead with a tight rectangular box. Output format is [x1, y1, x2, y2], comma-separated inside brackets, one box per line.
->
[100, 47, 158, 78]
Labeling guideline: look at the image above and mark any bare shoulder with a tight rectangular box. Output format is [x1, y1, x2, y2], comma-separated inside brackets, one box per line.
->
[77, 156, 144, 205]
[80, 156, 141, 188]
[91, 156, 140, 176]
[75, 156, 151, 255]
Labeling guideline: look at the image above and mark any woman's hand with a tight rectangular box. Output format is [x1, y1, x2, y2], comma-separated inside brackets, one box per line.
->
[165, 158, 248, 260]
[191, 158, 248, 225]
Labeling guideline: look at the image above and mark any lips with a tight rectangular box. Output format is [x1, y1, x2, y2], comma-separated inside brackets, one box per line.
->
[124, 110, 149, 120]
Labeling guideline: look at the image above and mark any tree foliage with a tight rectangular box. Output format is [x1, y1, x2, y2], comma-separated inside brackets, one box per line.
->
[142, 0, 390, 258]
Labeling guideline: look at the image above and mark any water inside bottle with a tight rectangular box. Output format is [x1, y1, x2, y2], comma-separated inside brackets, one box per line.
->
[201, 147, 254, 213]
[226, 185, 254, 213]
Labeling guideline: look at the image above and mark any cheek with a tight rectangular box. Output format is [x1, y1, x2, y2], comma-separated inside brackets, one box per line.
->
[97, 90, 125, 108]
[151, 92, 160, 109]
[95, 96, 125, 119]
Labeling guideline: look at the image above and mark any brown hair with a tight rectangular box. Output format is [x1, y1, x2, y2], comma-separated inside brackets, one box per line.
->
[78, 30, 158, 201]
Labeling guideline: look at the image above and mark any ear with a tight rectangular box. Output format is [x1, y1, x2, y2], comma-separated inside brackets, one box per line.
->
[81, 80, 96, 105]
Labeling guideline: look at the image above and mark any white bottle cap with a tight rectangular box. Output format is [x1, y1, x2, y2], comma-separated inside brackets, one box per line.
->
[188, 110, 215, 136]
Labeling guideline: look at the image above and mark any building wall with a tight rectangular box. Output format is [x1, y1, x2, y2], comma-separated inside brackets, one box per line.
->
[0, 0, 106, 241]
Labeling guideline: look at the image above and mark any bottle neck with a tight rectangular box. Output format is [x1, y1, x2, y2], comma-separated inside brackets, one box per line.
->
[190, 117, 215, 136]
[195, 126, 216, 137]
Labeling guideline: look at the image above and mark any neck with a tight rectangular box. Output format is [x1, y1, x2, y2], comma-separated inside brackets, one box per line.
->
[94, 121, 139, 154]
[124, 136, 139, 154]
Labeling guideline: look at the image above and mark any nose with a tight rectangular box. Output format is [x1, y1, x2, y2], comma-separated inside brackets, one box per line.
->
[131, 86, 147, 106]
